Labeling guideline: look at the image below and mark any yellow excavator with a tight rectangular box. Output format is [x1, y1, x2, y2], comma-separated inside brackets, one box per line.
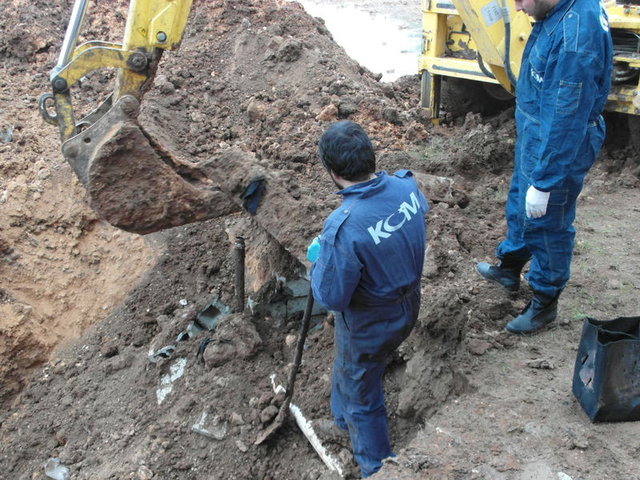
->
[419, 0, 640, 136]
[37, 0, 245, 235]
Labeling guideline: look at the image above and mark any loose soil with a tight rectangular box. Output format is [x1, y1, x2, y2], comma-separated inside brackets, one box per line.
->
[1, 1, 639, 480]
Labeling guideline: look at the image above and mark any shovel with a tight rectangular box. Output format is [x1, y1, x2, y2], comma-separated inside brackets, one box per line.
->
[255, 286, 315, 445]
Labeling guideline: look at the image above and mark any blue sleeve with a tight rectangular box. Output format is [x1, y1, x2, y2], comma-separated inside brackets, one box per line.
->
[310, 210, 362, 311]
[530, 14, 610, 191]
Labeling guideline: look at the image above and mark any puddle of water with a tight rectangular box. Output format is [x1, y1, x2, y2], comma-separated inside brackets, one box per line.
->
[294, 2, 422, 82]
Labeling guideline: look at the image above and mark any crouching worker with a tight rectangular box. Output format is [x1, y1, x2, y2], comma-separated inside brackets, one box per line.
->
[308, 121, 428, 477]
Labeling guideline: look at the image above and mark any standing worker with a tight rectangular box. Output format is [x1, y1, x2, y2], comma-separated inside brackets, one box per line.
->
[476, 0, 613, 334]
[307, 120, 428, 477]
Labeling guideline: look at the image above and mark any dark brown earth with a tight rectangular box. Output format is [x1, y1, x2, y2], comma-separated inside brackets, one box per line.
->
[1, 1, 639, 479]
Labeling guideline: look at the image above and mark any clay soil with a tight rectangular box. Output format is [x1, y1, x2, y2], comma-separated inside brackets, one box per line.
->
[1, 1, 639, 479]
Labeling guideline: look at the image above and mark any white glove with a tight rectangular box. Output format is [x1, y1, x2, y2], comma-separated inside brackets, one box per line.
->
[525, 186, 550, 219]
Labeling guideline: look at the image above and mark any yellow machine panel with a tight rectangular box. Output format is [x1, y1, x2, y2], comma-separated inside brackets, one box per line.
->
[419, 0, 640, 122]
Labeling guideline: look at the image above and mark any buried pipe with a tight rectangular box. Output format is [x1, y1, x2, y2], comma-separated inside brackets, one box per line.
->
[234, 236, 245, 313]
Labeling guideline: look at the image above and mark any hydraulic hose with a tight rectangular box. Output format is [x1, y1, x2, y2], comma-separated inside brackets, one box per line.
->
[53, 0, 90, 79]
[501, 0, 518, 92]
[477, 52, 496, 79]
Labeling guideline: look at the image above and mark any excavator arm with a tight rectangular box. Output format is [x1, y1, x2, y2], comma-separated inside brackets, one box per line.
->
[449, 0, 532, 93]
[41, 0, 193, 143]
[38, 0, 240, 234]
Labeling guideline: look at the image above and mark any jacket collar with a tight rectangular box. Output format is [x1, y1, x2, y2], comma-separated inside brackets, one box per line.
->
[336, 171, 387, 198]
[543, 0, 578, 35]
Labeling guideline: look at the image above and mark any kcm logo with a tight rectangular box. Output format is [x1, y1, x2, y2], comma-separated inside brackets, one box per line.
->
[367, 191, 422, 245]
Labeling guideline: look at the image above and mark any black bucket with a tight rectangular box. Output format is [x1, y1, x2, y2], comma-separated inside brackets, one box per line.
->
[572, 316, 640, 422]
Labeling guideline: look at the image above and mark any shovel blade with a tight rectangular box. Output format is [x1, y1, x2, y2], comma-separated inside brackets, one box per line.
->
[254, 400, 290, 445]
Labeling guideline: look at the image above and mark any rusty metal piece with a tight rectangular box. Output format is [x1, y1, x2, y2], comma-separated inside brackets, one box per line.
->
[119, 95, 139, 116]
[234, 236, 245, 313]
[126, 51, 148, 72]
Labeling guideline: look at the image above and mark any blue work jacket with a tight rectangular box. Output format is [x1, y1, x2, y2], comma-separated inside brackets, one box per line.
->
[311, 170, 428, 312]
[516, 0, 613, 192]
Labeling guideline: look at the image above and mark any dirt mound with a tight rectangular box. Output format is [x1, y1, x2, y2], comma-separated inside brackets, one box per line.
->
[1, 1, 640, 479]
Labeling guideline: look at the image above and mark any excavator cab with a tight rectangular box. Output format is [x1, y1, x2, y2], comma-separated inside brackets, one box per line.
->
[38, 0, 238, 234]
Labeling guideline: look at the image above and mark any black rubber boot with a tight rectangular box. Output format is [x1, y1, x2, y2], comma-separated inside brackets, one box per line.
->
[505, 292, 559, 334]
[475, 257, 527, 292]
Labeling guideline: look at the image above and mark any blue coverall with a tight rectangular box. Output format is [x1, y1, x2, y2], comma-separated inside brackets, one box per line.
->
[496, 0, 613, 298]
[311, 170, 428, 477]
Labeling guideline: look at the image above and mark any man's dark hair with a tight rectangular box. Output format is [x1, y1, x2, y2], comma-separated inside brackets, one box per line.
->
[318, 121, 376, 181]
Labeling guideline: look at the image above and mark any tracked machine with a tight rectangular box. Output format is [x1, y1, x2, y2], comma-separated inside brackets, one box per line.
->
[419, 0, 640, 139]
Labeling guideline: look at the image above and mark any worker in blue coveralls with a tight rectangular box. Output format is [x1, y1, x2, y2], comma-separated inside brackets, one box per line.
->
[476, 0, 613, 334]
[307, 120, 428, 477]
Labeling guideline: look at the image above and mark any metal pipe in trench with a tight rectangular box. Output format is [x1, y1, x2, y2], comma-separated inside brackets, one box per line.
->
[234, 236, 245, 313]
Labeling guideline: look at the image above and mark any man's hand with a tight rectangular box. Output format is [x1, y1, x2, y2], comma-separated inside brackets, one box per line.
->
[307, 236, 321, 262]
[525, 186, 550, 218]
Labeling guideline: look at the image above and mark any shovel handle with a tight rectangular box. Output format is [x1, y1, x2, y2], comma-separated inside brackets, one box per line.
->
[254, 285, 315, 445]
[283, 286, 314, 404]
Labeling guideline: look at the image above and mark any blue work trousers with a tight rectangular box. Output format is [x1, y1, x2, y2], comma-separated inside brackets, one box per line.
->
[330, 289, 420, 477]
[496, 118, 604, 298]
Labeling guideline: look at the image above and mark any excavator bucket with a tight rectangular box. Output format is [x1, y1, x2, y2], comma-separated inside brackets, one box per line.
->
[63, 96, 240, 234]
[38, 0, 236, 234]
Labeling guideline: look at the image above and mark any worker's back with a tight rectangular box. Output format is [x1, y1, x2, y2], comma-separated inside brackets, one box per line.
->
[312, 170, 428, 312]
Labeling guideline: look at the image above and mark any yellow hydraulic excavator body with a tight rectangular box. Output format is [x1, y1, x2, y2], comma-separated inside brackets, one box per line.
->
[604, 0, 640, 116]
[419, 0, 640, 123]
[418, 0, 531, 120]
